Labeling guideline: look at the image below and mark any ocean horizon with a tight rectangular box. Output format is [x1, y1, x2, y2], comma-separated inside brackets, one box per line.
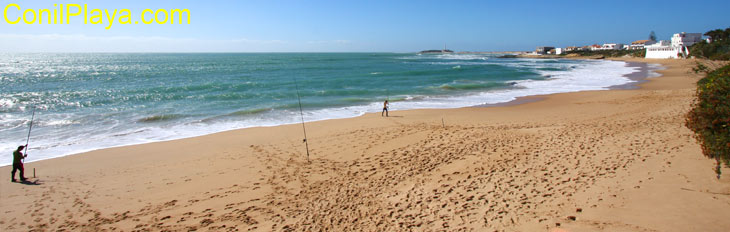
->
[1, 53, 645, 165]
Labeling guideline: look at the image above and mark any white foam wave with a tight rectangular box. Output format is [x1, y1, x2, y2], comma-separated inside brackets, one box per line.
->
[0, 98, 15, 109]
[40, 119, 76, 126]
[647, 63, 664, 78]
[418, 61, 488, 66]
[433, 54, 489, 60]
[399, 53, 491, 60]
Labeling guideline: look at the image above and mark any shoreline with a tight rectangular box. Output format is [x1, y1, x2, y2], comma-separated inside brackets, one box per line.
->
[475, 59, 657, 108]
[3, 58, 641, 166]
[608, 61, 655, 90]
[3, 57, 729, 231]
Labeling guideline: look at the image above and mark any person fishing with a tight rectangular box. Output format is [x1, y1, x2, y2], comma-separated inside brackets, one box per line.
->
[382, 100, 389, 117]
[13, 107, 36, 182]
[11, 145, 28, 182]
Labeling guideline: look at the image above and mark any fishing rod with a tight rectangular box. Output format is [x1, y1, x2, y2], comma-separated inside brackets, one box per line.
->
[293, 77, 311, 162]
[24, 107, 35, 159]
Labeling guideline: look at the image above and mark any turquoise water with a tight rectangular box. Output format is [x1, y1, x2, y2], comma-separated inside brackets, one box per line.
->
[0, 53, 637, 165]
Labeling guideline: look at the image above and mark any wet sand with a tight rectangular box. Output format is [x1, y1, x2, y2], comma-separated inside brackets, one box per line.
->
[2, 58, 729, 232]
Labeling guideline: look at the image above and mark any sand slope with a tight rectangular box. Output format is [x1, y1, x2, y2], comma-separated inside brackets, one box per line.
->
[2, 58, 729, 232]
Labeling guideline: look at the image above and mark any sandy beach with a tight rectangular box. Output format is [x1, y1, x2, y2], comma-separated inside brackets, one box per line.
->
[2, 58, 730, 231]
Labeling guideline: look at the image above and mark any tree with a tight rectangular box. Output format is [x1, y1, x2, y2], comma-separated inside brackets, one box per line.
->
[690, 27, 730, 60]
[649, 31, 657, 41]
[704, 28, 730, 42]
[705, 29, 723, 42]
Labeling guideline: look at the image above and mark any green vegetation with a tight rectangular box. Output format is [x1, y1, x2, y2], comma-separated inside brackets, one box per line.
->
[685, 27, 730, 178]
[689, 27, 730, 60]
[686, 63, 730, 178]
[563, 49, 645, 58]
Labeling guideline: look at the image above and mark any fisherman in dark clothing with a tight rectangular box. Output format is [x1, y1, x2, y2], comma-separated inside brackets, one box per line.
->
[11, 145, 27, 182]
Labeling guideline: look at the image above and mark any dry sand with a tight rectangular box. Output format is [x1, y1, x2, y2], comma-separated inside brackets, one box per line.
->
[2, 58, 730, 232]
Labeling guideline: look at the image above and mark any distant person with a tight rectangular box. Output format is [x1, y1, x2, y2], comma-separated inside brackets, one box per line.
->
[382, 100, 389, 117]
[11, 145, 27, 182]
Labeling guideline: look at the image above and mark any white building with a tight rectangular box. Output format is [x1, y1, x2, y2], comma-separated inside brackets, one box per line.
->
[564, 46, 581, 52]
[535, 46, 555, 54]
[601, 43, 624, 50]
[555, 48, 563, 55]
[671, 32, 702, 47]
[645, 32, 703, 59]
[630, 40, 656, 50]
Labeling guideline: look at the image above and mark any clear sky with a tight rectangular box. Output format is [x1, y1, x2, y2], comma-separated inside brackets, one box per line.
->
[1, 0, 728, 52]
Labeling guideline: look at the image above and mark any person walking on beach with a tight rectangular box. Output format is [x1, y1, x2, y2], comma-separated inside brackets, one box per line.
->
[11, 145, 27, 182]
[382, 100, 389, 117]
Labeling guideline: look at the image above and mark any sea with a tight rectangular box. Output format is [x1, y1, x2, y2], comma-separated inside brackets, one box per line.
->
[0, 53, 650, 165]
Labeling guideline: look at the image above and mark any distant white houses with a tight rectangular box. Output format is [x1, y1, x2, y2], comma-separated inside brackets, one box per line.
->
[600, 43, 625, 50]
[547, 32, 703, 58]
[564, 46, 580, 52]
[535, 46, 555, 55]
[645, 32, 703, 59]
[546, 32, 702, 57]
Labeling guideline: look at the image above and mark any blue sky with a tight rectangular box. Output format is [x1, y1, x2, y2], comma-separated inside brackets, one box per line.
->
[1, 0, 728, 52]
